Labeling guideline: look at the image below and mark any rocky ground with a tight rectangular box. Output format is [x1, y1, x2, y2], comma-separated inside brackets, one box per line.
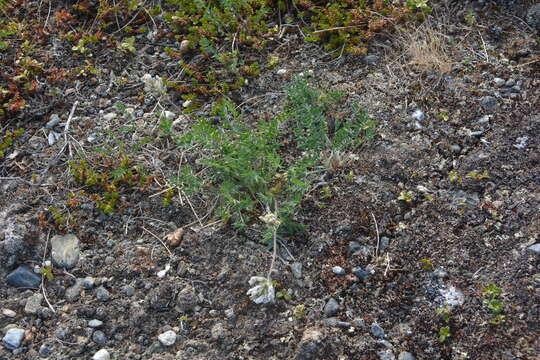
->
[1, 1, 539, 359]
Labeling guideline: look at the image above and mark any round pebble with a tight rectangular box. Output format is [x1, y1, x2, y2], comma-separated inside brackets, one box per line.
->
[92, 349, 110, 360]
[158, 330, 177, 346]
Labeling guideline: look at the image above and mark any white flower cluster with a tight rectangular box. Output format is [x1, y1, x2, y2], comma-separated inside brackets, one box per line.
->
[246, 276, 275, 304]
[141, 73, 166, 97]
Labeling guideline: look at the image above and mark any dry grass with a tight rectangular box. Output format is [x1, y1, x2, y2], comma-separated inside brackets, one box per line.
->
[395, 20, 453, 74]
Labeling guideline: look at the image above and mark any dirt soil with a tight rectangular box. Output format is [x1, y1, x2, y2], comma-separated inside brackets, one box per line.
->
[1, 1, 539, 359]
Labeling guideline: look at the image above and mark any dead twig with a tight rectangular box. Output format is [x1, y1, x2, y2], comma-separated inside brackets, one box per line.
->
[40, 231, 56, 314]
[142, 226, 173, 257]
[371, 212, 380, 261]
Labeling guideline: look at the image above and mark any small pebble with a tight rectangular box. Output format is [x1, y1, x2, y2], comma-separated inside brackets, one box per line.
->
[505, 78, 516, 87]
[39, 343, 54, 358]
[352, 267, 372, 280]
[398, 352, 416, 360]
[291, 262, 302, 279]
[2, 309, 17, 318]
[82, 277, 96, 290]
[450, 144, 461, 154]
[412, 109, 425, 121]
[123, 285, 135, 297]
[493, 78, 505, 87]
[95, 286, 110, 302]
[527, 243, 540, 255]
[103, 113, 116, 121]
[158, 330, 177, 346]
[479, 96, 498, 111]
[92, 349, 110, 360]
[92, 330, 107, 345]
[323, 298, 340, 317]
[332, 266, 346, 275]
[371, 323, 385, 338]
[89, 319, 104, 328]
[276, 68, 287, 75]
[45, 114, 61, 129]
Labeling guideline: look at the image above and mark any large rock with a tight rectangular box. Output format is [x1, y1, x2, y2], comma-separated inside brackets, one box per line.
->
[50, 234, 80, 269]
[2, 328, 25, 350]
[0, 204, 42, 270]
[295, 327, 327, 360]
[6, 265, 41, 288]
[527, 4, 540, 31]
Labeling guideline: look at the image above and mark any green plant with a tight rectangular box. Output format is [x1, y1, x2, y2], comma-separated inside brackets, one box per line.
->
[39, 265, 54, 281]
[293, 304, 306, 319]
[398, 190, 414, 203]
[482, 284, 505, 324]
[438, 326, 450, 343]
[177, 77, 375, 241]
[420, 258, 433, 270]
[0, 128, 24, 158]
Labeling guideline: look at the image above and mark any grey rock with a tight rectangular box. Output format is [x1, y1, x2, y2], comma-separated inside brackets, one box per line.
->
[479, 96, 498, 111]
[158, 330, 177, 346]
[89, 319, 104, 328]
[371, 323, 385, 338]
[103, 113, 116, 121]
[176, 285, 197, 313]
[45, 114, 61, 129]
[92, 349, 110, 360]
[50, 234, 80, 269]
[211, 322, 226, 341]
[352, 267, 372, 280]
[295, 327, 326, 360]
[323, 298, 340, 317]
[450, 144, 462, 154]
[348, 242, 363, 254]
[432, 268, 448, 279]
[81, 277, 96, 289]
[322, 317, 351, 328]
[377, 350, 395, 360]
[65, 279, 83, 302]
[527, 243, 540, 255]
[2, 308, 16, 318]
[291, 262, 303, 279]
[6, 266, 41, 288]
[95, 286, 110, 302]
[24, 293, 44, 314]
[363, 55, 380, 65]
[39, 342, 54, 358]
[332, 266, 346, 275]
[527, 4, 540, 31]
[104, 256, 115, 265]
[123, 285, 135, 297]
[440, 286, 465, 307]
[412, 109, 425, 121]
[92, 330, 107, 345]
[398, 352, 416, 360]
[505, 78, 516, 87]
[2, 328, 25, 350]
[352, 318, 366, 328]
[54, 327, 69, 340]
[493, 78, 505, 87]
[379, 237, 390, 253]
[514, 136, 529, 150]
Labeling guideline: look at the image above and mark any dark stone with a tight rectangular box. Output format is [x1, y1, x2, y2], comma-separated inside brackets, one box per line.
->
[371, 323, 385, 338]
[352, 267, 371, 280]
[6, 266, 41, 288]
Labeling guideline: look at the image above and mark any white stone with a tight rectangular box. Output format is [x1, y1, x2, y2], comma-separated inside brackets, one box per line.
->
[158, 330, 177, 346]
[92, 349, 110, 360]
